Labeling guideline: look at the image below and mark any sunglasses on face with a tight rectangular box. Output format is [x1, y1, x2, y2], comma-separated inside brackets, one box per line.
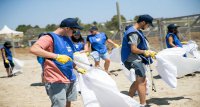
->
[69, 28, 78, 34]
[90, 30, 94, 33]
[70, 28, 76, 31]
[74, 34, 80, 36]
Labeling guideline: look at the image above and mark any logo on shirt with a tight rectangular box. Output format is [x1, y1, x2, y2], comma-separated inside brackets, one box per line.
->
[66, 46, 72, 52]
[96, 38, 101, 41]
[75, 44, 79, 49]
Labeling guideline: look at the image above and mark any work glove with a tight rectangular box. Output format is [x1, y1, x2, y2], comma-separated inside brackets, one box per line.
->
[5, 59, 9, 64]
[86, 52, 90, 56]
[73, 52, 80, 55]
[181, 41, 188, 44]
[144, 50, 157, 59]
[77, 68, 87, 74]
[55, 54, 72, 64]
[114, 44, 120, 48]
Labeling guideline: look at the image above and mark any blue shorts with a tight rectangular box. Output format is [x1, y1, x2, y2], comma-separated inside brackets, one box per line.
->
[124, 60, 146, 77]
[45, 82, 77, 107]
[90, 51, 109, 62]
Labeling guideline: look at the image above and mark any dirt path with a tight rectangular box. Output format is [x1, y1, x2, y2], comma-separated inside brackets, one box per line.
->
[0, 53, 200, 107]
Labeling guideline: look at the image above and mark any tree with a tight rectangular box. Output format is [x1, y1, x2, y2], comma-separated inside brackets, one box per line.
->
[45, 24, 58, 31]
[105, 15, 126, 30]
[16, 24, 33, 33]
[34, 25, 40, 28]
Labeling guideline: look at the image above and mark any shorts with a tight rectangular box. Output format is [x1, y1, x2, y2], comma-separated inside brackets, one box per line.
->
[3, 60, 15, 68]
[124, 60, 146, 77]
[45, 82, 77, 107]
[90, 51, 109, 62]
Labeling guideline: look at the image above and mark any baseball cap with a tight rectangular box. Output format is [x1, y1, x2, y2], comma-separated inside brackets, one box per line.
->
[89, 26, 98, 31]
[137, 14, 154, 27]
[167, 24, 180, 30]
[4, 41, 12, 47]
[60, 18, 83, 30]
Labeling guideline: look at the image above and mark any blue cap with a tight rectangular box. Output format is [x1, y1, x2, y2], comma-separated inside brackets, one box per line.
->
[137, 14, 154, 27]
[167, 24, 180, 30]
[89, 26, 98, 31]
[60, 18, 83, 30]
[4, 41, 12, 47]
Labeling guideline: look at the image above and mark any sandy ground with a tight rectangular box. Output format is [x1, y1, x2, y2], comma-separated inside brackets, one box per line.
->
[0, 48, 200, 107]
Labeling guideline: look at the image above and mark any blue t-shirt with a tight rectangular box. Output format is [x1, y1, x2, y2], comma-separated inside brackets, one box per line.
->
[87, 32, 108, 54]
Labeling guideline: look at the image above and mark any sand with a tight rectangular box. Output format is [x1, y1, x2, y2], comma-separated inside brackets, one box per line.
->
[0, 48, 200, 107]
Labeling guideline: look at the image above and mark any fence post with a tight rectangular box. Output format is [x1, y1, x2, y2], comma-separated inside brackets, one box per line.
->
[157, 19, 164, 50]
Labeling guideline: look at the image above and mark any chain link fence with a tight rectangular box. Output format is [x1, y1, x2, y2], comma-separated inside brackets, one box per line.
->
[111, 14, 200, 51]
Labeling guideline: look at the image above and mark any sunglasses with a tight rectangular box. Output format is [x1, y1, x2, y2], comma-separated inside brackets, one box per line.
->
[90, 30, 94, 33]
[69, 28, 78, 34]
[74, 34, 80, 36]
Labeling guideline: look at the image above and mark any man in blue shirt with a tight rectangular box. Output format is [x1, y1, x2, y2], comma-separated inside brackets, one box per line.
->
[1, 41, 14, 77]
[85, 26, 119, 74]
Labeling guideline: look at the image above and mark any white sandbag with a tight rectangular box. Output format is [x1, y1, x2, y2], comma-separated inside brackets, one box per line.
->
[156, 55, 177, 88]
[120, 63, 136, 82]
[77, 73, 100, 107]
[182, 41, 200, 58]
[183, 40, 198, 55]
[193, 51, 200, 59]
[110, 48, 136, 82]
[74, 53, 140, 107]
[156, 47, 200, 88]
[12, 58, 24, 74]
[110, 47, 121, 63]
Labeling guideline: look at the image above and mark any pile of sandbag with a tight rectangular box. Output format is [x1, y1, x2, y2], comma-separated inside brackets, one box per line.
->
[74, 53, 140, 107]
[156, 41, 200, 88]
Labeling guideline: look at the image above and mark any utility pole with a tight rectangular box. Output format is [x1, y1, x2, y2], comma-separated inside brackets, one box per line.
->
[116, 1, 122, 42]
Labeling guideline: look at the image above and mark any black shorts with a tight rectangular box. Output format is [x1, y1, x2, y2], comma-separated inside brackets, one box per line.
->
[3, 60, 15, 68]
[124, 60, 146, 77]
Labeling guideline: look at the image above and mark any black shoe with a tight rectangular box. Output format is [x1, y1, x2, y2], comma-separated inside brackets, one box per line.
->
[8, 74, 13, 77]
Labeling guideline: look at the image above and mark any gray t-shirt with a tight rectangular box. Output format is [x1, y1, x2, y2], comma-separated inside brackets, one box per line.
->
[126, 32, 149, 62]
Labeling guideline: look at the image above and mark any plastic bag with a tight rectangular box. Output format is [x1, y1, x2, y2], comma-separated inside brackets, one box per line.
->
[74, 53, 140, 107]
[12, 58, 24, 74]
[110, 47, 121, 63]
[156, 47, 200, 88]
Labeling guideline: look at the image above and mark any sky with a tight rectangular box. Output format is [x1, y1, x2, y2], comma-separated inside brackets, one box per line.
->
[0, 0, 200, 30]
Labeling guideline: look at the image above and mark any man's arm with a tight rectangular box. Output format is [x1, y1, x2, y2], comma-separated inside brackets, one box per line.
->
[129, 33, 156, 58]
[30, 44, 57, 59]
[1, 49, 7, 60]
[131, 44, 145, 54]
[84, 41, 91, 52]
[104, 34, 119, 47]
[168, 36, 176, 47]
[29, 35, 57, 59]
[107, 39, 117, 45]
[128, 33, 145, 54]
[84, 36, 91, 52]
